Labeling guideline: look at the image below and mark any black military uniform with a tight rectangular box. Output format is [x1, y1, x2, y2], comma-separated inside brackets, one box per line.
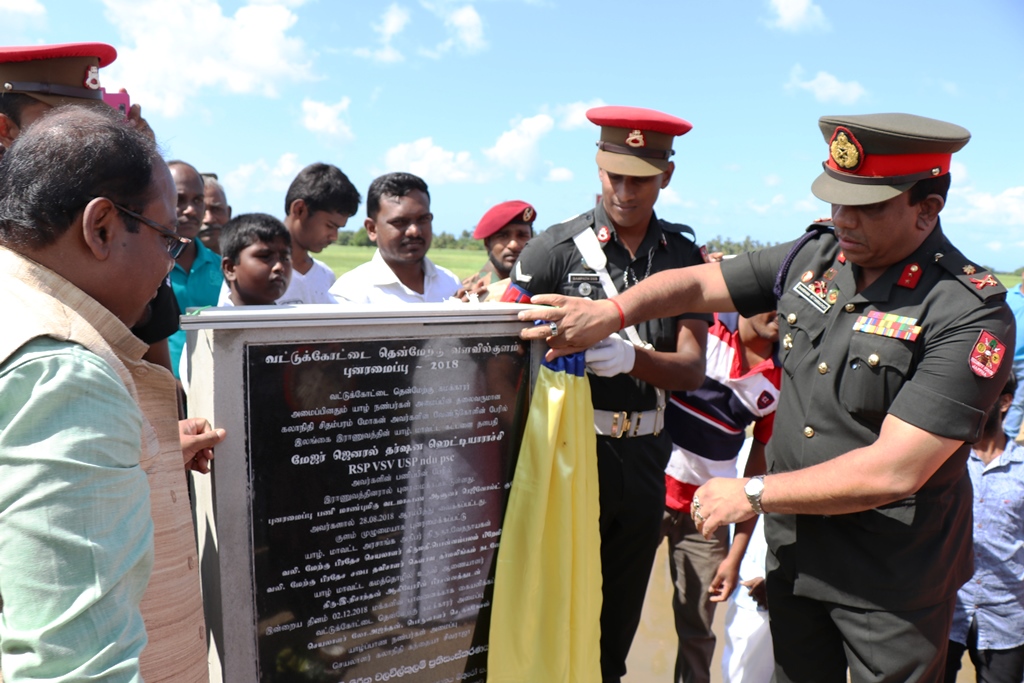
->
[511, 201, 710, 680]
[715, 113, 1015, 682]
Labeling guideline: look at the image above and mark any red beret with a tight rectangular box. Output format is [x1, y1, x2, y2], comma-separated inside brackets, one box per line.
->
[587, 106, 692, 176]
[473, 200, 536, 240]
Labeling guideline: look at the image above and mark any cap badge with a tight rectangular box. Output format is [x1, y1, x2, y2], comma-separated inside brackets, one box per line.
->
[83, 66, 101, 90]
[625, 129, 646, 148]
[522, 206, 535, 222]
[596, 225, 611, 244]
[829, 127, 862, 171]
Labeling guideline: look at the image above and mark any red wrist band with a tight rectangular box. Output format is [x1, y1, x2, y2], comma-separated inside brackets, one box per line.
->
[608, 298, 626, 330]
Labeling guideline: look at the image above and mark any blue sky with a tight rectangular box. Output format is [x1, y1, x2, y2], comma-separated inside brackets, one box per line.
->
[6, 0, 1024, 270]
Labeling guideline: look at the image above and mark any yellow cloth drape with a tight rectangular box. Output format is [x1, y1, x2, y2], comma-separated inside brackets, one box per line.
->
[488, 353, 602, 682]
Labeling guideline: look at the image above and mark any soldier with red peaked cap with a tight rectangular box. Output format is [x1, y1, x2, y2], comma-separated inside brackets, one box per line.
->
[0, 42, 153, 151]
[462, 200, 536, 301]
[506, 106, 711, 682]
[520, 114, 1015, 682]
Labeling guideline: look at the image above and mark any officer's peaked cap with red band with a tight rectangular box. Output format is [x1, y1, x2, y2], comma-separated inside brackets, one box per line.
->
[811, 113, 970, 206]
[473, 200, 537, 240]
[0, 43, 117, 108]
[587, 105, 693, 177]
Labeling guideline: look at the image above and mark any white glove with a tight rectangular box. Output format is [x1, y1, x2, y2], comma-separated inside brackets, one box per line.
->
[584, 334, 636, 377]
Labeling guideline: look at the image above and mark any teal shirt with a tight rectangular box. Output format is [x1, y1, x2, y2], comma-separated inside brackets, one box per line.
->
[0, 338, 153, 681]
[168, 239, 223, 378]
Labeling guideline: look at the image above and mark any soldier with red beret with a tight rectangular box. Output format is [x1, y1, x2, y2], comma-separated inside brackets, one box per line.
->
[463, 200, 535, 301]
[506, 106, 710, 682]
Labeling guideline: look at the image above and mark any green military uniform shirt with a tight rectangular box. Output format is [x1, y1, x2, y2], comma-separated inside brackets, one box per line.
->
[720, 221, 1014, 611]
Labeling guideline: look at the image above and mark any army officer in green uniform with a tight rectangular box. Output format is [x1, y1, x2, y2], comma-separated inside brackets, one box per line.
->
[518, 113, 1014, 683]
[504, 106, 710, 683]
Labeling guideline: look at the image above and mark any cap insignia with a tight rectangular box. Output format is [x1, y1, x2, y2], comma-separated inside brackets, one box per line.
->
[829, 127, 862, 171]
[83, 66, 101, 90]
[522, 206, 535, 222]
[625, 129, 646, 148]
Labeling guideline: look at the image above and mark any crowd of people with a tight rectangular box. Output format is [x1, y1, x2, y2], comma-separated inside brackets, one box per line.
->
[1, 39, 1022, 683]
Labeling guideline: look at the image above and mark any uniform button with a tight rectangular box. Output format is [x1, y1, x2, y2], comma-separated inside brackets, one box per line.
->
[844, 303, 855, 313]
[803, 426, 815, 438]
[787, 313, 797, 324]
[818, 362, 829, 374]
[867, 354, 880, 367]
[783, 334, 793, 350]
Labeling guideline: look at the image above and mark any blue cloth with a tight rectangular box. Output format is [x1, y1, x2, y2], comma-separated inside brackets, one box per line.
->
[950, 439, 1024, 650]
[0, 338, 152, 681]
[1004, 286, 1024, 438]
[167, 239, 223, 378]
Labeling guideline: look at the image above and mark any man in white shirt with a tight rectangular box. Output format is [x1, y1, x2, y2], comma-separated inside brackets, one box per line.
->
[330, 172, 461, 304]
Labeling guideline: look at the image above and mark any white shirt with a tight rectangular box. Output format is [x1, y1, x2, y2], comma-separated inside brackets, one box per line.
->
[217, 257, 336, 305]
[328, 250, 461, 304]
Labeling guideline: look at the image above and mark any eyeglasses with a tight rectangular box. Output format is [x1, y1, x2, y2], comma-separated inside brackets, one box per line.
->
[110, 201, 191, 258]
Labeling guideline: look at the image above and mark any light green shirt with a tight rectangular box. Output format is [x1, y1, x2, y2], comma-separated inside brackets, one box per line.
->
[0, 337, 153, 682]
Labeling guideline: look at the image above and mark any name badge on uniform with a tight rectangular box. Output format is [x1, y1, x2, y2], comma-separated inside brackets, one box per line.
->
[792, 281, 831, 314]
[568, 273, 600, 283]
[852, 311, 922, 342]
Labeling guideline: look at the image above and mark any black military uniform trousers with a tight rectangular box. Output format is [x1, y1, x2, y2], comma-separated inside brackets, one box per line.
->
[767, 559, 957, 683]
[596, 430, 672, 683]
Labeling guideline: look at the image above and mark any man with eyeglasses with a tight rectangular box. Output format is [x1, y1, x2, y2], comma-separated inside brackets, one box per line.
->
[166, 160, 224, 379]
[0, 106, 223, 682]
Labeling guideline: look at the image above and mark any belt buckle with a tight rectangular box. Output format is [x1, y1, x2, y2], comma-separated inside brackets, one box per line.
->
[632, 411, 643, 437]
[610, 411, 630, 438]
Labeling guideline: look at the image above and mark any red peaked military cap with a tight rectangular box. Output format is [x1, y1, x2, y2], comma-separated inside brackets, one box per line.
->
[587, 105, 693, 177]
[0, 43, 117, 107]
[473, 200, 537, 240]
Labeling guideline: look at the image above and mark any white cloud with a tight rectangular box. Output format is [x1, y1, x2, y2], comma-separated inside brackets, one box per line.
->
[0, 0, 45, 15]
[101, 0, 313, 118]
[764, 174, 782, 187]
[766, 0, 829, 32]
[384, 137, 485, 184]
[950, 160, 969, 182]
[987, 241, 1003, 252]
[301, 97, 354, 139]
[554, 99, 607, 130]
[659, 187, 696, 208]
[420, 4, 487, 58]
[546, 167, 573, 182]
[483, 114, 554, 180]
[946, 184, 1024, 226]
[748, 194, 787, 214]
[786, 65, 866, 105]
[224, 152, 303, 196]
[353, 4, 409, 63]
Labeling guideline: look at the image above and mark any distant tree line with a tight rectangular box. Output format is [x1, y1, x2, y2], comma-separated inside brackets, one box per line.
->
[336, 228, 485, 250]
[703, 235, 779, 255]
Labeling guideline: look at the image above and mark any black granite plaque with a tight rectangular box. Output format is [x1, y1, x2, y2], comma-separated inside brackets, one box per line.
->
[244, 336, 530, 683]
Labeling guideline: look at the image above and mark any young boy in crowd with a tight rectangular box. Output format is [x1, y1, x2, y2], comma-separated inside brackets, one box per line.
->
[220, 213, 293, 306]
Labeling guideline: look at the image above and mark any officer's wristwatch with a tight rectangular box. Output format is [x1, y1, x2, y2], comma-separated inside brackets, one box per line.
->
[744, 475, 765, 515]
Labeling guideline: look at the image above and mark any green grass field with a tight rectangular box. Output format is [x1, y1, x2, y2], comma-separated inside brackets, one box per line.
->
[319, 245, 488, 281]
[319, 244, 1021, 290]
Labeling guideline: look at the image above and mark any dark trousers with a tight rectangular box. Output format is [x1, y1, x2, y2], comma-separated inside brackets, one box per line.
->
[767, 567, 955, 683]
[661, 508, 730, 683]
[945, 620, 1024, 683]
[596, 432, 671, 683]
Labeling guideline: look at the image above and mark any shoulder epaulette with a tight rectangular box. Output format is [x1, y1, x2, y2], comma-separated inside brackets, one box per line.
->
[659, 221, 696, 240]
[934, 250, 1007, 301]
[808, 218, 834, 231]
[543, 210, 595, 244]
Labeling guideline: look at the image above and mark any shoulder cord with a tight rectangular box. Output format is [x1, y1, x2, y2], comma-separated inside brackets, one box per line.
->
[773, 224, 832, 300]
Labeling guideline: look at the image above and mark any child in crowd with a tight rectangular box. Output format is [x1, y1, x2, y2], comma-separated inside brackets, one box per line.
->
[220, 213, 293, 306]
